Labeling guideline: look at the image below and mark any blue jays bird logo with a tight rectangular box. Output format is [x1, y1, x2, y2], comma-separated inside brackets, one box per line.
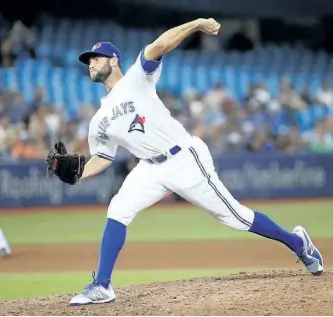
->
[128, 114, 146, 133]
[92, 43, 102, 51]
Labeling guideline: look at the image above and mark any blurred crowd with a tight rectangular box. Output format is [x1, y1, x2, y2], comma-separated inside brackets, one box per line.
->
[0, 17, 333, 160]
[0, 86, 95, 160]
[160, 79, 333, 157]
[0, 78, 333, 161]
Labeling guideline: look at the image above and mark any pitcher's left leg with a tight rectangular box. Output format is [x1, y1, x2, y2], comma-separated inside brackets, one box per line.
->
[70, 161, 171, 306]
[167, 139, 323, 275]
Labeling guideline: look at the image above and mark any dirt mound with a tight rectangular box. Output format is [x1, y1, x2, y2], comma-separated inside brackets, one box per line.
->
[2, 270, 332, 316]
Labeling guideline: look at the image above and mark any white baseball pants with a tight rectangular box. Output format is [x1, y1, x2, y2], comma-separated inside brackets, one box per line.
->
[108, 136, 254, 230]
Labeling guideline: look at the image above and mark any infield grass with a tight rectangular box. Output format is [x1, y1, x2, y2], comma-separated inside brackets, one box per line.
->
[0, 201, 332, 245]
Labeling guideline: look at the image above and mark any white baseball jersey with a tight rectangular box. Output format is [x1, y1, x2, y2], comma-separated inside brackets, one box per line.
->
[88, 47, 254, 231]
[88, 50, 192, 161]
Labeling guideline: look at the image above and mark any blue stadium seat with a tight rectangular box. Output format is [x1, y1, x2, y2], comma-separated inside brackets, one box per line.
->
[309, 104, 330, 122]
[297, 108, 314, 132]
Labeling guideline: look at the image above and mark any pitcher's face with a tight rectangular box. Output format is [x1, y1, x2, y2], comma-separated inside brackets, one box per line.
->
[89, 56, 112, 83]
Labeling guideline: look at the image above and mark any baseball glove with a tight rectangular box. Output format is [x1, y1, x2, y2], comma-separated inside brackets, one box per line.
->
[45, 141, 86, 185]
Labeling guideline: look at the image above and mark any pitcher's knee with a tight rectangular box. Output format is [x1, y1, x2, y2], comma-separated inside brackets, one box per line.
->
[107, 204, 134, 227]
[217, 204, 254, 231]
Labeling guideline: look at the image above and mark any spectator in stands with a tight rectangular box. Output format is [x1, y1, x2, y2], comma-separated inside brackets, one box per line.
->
[206, 81, 238, 117]
[0, 20, 36, 67]
[289, 84, 307, 110]
[303, 119, 333, 153]
[246, 98, 266, 131]
[44, 106, 62, 146]
[247, 126, 276, 153]
[0, 93, 4, 114]
[0, 90, 12, 115]
[301, 83, 314, 105]
[327, 113, 333, 133]
[278, 79, 307, 111]
[273, 128, 290, 152]
[316, 82, 333, 110]
[203, 81, 230, 109]
[6, 92, 25, 123]
[206, 130, 227, 156]
[184, 89, 202, 119]
[27, 105, 49, 145]
[160, 91, 186, 120]
[30, 87, 46, 110]
[58, 119, 92, 156]
[284, 125, 307, 154]
[252, 81, 271, 107]
[244, 83, 256, 102]
[67, 104, 93, 155]
[0, 114, 14, 155]
[199, 82, 229, 142]
[159, 91, 195, 136]
[0, 38, 14, 67]
[58, 120, 76, 145]
[224, 129, 245, 154]
[183, 89, 206, 138]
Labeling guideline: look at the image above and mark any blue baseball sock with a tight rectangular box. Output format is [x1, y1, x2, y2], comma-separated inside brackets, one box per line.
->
[96, 218, 127, 289]
[249, 211, 303, 253]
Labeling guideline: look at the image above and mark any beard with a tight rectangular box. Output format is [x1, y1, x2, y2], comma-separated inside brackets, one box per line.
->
[91, 65, 112, 83]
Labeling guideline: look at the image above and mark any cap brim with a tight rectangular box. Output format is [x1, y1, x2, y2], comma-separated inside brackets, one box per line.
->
[78, 51, 110, 65]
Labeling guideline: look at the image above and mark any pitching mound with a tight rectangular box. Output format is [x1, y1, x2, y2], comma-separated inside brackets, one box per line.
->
[2, 270, 332, 316]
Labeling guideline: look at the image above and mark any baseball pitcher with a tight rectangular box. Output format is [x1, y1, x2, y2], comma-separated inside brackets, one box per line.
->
[45, 18, 324, 306]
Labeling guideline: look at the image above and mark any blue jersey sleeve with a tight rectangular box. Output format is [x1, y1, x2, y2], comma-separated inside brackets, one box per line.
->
[140, 46, 163, 75]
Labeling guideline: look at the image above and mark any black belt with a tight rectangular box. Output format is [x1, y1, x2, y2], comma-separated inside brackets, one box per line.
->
[144, 145, 182, 164]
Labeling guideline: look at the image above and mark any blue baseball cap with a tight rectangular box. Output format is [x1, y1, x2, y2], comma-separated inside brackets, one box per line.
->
[78, 42, 122, 65]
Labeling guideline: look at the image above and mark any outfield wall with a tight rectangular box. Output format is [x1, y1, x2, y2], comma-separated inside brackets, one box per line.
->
[0, 153, 332, 208]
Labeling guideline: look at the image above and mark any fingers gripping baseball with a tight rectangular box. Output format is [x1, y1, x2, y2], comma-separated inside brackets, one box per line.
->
[198, 18, 221, 35]
[46, 141, 86, 185]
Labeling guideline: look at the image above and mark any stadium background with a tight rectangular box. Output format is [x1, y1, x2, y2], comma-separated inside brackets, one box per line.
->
[0, 0, 333, 315]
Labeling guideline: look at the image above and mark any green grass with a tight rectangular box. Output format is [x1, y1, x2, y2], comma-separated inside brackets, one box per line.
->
[0, 201, 332, 245]
[0, 269, 254, 300]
